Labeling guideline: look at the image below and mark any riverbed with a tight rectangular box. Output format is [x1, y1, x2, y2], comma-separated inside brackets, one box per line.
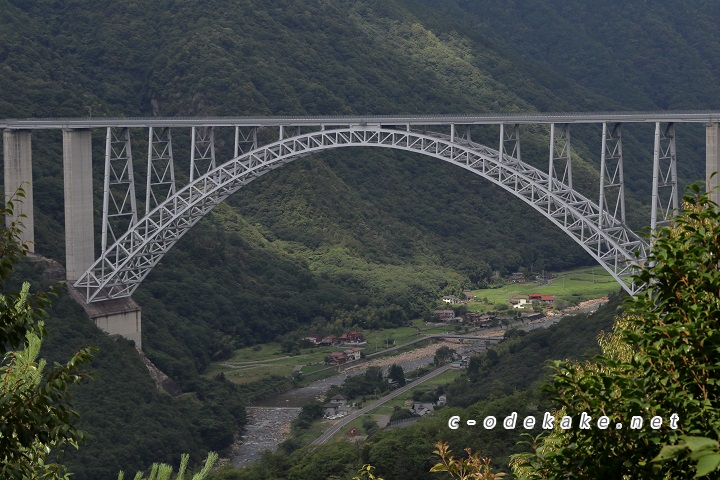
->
[230, 300, 607, 465]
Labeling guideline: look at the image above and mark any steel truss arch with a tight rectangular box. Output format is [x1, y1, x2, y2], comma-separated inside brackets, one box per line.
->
[74, 126, 648, 303]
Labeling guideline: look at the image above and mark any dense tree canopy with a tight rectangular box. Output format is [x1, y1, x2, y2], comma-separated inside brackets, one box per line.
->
[512, 187, 720, 478]
[0, 196, 93, 479]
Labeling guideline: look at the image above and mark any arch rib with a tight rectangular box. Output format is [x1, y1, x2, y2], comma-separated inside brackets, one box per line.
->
[74, 126, 649, 303]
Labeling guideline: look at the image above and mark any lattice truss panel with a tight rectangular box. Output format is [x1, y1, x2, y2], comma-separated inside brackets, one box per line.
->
[102, 127, 137, 252]
[76, 125, 649, 302]
[548, 123, 573, 191]
[651, 122, 678, 234]
[599, 123, 626, 229]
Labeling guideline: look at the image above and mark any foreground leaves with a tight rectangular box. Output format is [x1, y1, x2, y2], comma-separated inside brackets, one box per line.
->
[511, 185, 720, 478]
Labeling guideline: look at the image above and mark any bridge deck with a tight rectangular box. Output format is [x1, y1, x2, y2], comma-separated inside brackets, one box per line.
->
[3, 111, 720, 129]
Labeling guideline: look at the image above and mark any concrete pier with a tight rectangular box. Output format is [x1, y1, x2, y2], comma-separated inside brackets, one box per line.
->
[62, 129, 95, 281]
[707, 123, 720, 203]
[3, 130, 34, 251]
[67, 285, 142, 350]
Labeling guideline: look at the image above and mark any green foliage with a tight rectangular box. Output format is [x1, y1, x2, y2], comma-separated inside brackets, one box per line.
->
[0, 195, 94, 479]
[294, 401, 323, 430]
[328, 366, 388, 400]
[430, 441, 505, 479]
[387, 363, 406, 387]
[363, 417, 380, 436]
[0, 317, 93, 479]
[512, 187, 720, 478]
[353, 465, 385, 480]
[653, 436, 720, 478]
[434, 346, 456, 366]
[389, 407, 416, 423]
[0, 190, 45, 352]
[118, 452, 218, 480]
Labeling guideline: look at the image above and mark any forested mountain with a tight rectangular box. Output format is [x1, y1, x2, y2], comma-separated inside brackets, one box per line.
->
[2, 0, 719, 477]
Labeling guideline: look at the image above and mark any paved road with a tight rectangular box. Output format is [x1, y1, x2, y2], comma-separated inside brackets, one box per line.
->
[310, 364, 454, 445]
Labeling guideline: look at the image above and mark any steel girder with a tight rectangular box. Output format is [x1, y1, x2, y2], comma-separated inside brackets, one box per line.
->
[74, 125, 649, 303]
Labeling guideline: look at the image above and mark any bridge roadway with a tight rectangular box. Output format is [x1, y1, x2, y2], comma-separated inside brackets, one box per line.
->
[3, 110, 720, 129]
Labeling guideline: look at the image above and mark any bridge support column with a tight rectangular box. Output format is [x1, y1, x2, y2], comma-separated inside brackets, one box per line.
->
[707, 123, 720, 203]
[3, 129, 34, 251]
[67, 286, 142, 350]
[63, 129, 95, 281]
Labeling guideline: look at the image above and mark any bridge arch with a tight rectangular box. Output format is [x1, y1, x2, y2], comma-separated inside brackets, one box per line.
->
[74, 125, 648, 302]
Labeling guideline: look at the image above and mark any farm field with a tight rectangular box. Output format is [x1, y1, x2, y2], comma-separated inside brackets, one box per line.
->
[466, 266, 620, 313]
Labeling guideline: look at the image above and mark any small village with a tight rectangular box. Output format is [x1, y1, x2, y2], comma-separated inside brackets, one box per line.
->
[304, 331, 367, 366]
[434, 279, 557, 327]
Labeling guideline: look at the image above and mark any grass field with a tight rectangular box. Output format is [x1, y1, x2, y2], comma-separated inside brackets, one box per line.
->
[467, 266, 620, 312]
[206, 321, 453, 384]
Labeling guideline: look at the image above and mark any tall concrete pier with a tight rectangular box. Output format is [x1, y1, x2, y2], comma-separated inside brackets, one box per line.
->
[707, 123, 720, 202]
[62, 129, 95, 282]
[3, 129, 34, 250]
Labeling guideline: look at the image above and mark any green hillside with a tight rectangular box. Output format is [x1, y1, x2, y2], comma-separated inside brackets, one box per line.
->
[2, 0, 720, 477]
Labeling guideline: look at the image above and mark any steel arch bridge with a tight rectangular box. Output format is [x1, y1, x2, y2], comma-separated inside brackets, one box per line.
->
[72, 124, 648, 302]
[7, 112, 720, 349]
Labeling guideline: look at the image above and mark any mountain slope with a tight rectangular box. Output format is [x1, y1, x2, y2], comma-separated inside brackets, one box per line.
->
[2, 0, 719, 476]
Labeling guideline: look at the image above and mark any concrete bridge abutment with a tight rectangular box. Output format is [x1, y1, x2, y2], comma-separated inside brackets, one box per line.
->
[67, 285, 142, 350]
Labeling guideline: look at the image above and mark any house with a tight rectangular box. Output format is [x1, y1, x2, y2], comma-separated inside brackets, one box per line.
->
[322, 402, 341, 417]
[512, 299, 529, 309]
[339, 333, 351, 343]
[321, 335, 339, 346]
[528, 293, 543, 301]
[411, 402, 435, 416]
[510, 272, 526, 283]
[434, 309, 455, 322]
[540, 295, 555, 303]
[477, 314, 495, 327]
[327, 351, 347, 365]
[330, 395, 347, 407]
[463, 290, 474, 302]
[348, 331, 366, 343]
[465, 313, 494, 326]
[305, 334, 323, 345]
[344, 348, 362, 361]
[442, 295, 461, 304]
